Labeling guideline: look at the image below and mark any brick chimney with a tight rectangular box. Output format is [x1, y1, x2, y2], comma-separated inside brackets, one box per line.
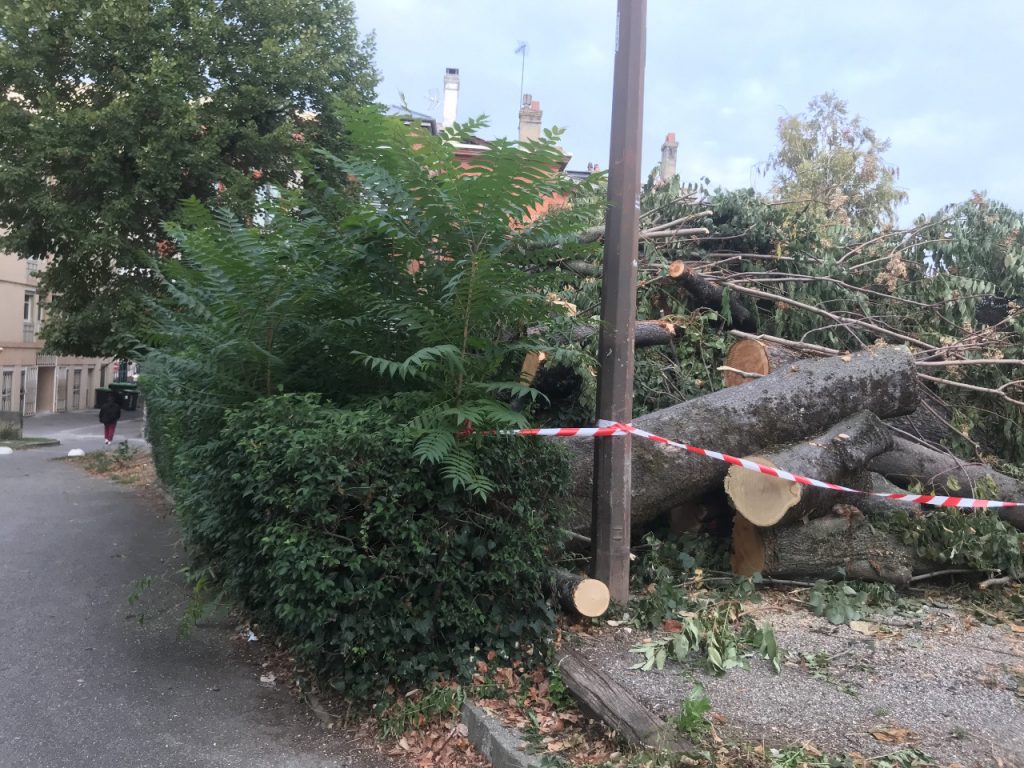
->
[518, 93, 542, 143]
[442, 67, 459, 130]
[659, 132, 678, 181]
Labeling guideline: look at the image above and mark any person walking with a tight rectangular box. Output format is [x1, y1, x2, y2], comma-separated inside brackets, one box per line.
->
[99, 394, 122, 445]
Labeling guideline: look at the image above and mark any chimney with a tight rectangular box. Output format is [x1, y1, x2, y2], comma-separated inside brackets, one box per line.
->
[441, 67, 459, 130]
[518, 93, 542, 143]
[659, 132, 678, 181]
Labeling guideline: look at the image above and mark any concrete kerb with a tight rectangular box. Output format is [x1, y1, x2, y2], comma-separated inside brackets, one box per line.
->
[461, 701, 541, 768]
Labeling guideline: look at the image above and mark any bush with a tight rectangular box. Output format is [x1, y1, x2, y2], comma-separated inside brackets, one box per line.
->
[174, 394, 571, 701]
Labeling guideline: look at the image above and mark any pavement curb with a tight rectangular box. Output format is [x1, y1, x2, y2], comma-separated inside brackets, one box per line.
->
[461, 701, 541, 768]
[0, 438, 61, 451]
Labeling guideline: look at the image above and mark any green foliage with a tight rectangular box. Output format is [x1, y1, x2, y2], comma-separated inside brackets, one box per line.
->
[630, 597, 780, 676]
[168, 394, 570, 701]
[767, 92, 907, 233]
[792, 651, 859, 696]
[0, 0, 377, 355]
[672, 685, 712, 741]
[377, 684, 466, 739]
[141, 108, 602, 700]
[882, 509, 1024, 578]
[806, 580, 913, 625]
[146, 108, 601, 496]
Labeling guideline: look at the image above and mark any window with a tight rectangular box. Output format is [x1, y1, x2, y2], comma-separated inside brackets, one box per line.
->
[0, 371, 12, 412]
[23, 292, 33, 322]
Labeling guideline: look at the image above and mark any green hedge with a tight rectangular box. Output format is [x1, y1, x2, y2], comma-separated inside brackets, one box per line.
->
[172, 394, 570, 700]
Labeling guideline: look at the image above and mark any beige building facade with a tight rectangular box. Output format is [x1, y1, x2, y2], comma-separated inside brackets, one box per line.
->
[0, 251, 111, 417]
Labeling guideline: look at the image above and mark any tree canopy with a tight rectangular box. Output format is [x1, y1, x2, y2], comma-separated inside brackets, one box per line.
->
[0, 0, 377, 356]
[766, 92, 907, 233]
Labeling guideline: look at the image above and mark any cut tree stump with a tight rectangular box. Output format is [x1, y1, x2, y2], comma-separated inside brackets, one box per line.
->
[721, 338, 807, 387]
[724, 412, 894, 528]
[870, 437, 1024, 531]
[730, 505, 915, 587]
[568, 345, 920, 534]
[549, 570, 610, 618]
[555, 647, 691, 752]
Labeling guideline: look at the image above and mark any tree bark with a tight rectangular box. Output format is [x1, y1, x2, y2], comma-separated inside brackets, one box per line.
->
[869, 437, 1024, 531]
[570, 319, 676, 348]
[568, 345, 920, 534]
[853, 473, 918, 519]
[665, 261, 757, 332]
[724, 412, 893, 527]
[548, 570, 610, 618]
[730, 506, 915, 587]
[555, 647, 691, 752]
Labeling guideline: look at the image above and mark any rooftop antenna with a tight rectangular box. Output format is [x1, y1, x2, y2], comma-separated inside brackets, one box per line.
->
[515, 41, 528, 109]
[425, 87, 440, 113]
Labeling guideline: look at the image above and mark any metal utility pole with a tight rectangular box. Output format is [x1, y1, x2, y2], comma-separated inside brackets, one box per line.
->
[592, 0, 646, 604]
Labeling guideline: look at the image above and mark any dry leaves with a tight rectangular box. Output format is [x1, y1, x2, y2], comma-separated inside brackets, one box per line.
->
[868, 726, 918, 744]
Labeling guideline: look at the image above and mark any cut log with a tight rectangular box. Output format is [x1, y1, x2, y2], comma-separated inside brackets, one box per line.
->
[568, 345, 920, 534]
[555, 647, 691, 751]
[549, 570, 610, 618]
[854, 473, 918, 519]
[666, 261, 757, 332]
[570, 319, 676, 348]
[722, 338, 807, 387]
[870, 437, 1024, 531]
[724, 412, 894, 528]
[730, 506, 915, 587]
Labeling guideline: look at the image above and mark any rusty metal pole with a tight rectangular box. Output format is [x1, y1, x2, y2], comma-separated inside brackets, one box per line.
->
[592, 0, 646, 604]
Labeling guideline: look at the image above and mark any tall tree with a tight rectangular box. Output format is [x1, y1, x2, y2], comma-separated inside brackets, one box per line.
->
[0, 0, 377, 356]
[766, 92, 907, 233]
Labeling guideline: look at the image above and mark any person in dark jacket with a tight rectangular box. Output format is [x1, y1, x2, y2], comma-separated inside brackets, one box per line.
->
[99, 394, 122, 445]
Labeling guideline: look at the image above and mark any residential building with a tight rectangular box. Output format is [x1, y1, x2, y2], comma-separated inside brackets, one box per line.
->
[0, 250, 110, 417]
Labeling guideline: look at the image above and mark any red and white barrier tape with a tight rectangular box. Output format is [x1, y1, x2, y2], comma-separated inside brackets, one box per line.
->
[507, 420, 1024, 510]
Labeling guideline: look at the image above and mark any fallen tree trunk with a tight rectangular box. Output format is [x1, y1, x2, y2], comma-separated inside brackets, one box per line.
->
[731, 506, 916, 586]
[854, 473, 918, 519]
[555, 647, 691, 751]
[548, 570, 610, 618]
[568, 345, 920, 533]
[869, 437, 1024, 531]
[570, 319, 676, 348]
[666, 261, 757, 332]
[724, 412, 893, 527]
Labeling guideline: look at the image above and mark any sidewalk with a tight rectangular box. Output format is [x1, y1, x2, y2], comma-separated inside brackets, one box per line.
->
[0, 419, 397, 767]
[22, 406, 148, 453]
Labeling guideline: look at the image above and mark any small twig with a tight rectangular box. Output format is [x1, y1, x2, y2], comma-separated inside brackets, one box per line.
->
[716, 365, 764, 379]
[916, 358, 1024, 367]
[909, 568, 983, 583]
[562, 529, 592, 545]
[918, 373, 1024, 408]
[727, 330, 839, 357]
[979, 575, 1013, 590]
[640, 227, 710, 239]
[715, 281, 936, 349]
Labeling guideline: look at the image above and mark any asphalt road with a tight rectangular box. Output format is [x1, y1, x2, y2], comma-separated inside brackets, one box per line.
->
[0, 411, 396, 768]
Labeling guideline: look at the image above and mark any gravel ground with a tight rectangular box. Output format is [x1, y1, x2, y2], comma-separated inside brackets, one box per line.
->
[569, 595, 1024, 767]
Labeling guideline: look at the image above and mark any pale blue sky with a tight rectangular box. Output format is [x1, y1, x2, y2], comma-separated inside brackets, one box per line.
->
[356, 1, 1024, 223]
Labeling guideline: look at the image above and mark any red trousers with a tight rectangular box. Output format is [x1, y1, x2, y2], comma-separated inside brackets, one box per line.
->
[104, 422, 117, 442]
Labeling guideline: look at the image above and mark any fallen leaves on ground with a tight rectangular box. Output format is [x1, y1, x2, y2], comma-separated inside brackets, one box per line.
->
[868, 726, 919, 744]
[387, 722, 487, 768]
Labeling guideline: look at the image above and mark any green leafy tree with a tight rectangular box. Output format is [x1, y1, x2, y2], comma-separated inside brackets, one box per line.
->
[141, 109, 600, 697]
[767, 92, 907, 233]
[0, 0, 376, 356]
